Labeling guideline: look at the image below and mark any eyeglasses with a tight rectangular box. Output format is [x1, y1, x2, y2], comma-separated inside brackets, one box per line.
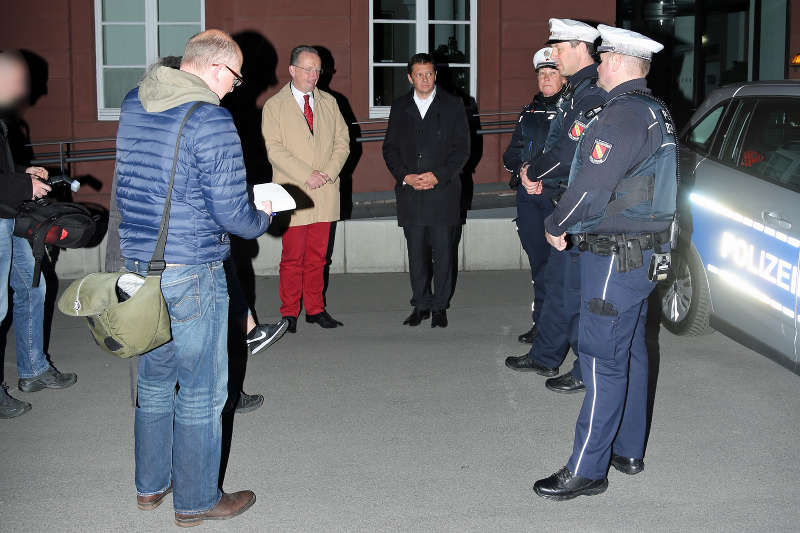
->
[292, 64, 324, 75]
[413, 72, 435, 80]
[212, 63, 243, 88]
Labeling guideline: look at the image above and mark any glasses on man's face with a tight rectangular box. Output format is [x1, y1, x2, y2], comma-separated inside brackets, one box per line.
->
[293, 64, 324, 76]
[212, 63, 243, 88]
[413, 71, 435, 80]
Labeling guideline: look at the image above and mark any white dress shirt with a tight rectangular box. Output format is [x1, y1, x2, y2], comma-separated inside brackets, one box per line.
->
[413, 87, 436, 119]
[290, 82, 314, 113]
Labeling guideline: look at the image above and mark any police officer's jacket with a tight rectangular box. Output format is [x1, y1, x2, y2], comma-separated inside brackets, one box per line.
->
[544, 78, 678, 237]
[526, 63, 607, 187]
[502, 90, 561, 187]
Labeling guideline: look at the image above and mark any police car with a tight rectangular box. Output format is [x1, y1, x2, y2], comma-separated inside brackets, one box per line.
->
[660, 81, 800, 374]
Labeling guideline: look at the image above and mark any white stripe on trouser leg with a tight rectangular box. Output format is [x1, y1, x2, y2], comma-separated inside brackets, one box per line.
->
[574, 356, 597, 475]
[602, 255, 614, 300]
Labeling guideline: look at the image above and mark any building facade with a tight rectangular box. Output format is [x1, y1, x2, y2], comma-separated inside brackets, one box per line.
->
[0, 0, 796, 209]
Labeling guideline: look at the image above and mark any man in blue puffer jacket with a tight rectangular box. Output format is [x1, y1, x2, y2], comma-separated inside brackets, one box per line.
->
[115, 30, 270, 527]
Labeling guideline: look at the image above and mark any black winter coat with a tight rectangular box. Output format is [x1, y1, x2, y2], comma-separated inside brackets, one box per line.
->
[382, 88, 470, 227]
[0, 118, 33, 219]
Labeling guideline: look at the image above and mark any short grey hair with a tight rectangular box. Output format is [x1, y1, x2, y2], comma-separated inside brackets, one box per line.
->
[290, 45, 319, 67]
[181, 29, 241, 71]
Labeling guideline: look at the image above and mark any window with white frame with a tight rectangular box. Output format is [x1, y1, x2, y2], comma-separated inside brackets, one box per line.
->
[94, 0, 205, 120]
[369, 0, 477, 118]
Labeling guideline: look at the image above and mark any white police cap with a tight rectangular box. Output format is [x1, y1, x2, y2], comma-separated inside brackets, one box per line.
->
[596, 24, 664, 61]
[533, 47, 557, 71]
[547, 19, 600, 44]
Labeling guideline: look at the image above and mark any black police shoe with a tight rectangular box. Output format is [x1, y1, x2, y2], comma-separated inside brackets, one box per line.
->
[0, 383, 32, 418]
[504, 355, 558, 376]
[431, 310, 448, 328]
[545, 373, 586, 393]
[18, 366, 77, 393]
[533, 466, 608, 501]
[306, 310, 343, 329]
[611, 454, 644, 475]
[247, 319, 289, 356]
[518, 325, 537, 344]
[235, 392, 264, 414]
[403, 308, 430, 326]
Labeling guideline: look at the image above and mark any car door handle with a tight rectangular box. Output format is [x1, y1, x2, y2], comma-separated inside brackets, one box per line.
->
[761, 210, 792, 230]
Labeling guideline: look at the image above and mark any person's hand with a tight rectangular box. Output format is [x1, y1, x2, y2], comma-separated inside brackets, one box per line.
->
[306, 170, 328, 189]
[257, 200, 273, 222]
[26, 166, 48, 181]
[417, 171, 438, 190]
[545, 231, 567, 251]
[404, 173, 427, 191]
[31, 177, 51, 200]
[520, 164, 543, 195]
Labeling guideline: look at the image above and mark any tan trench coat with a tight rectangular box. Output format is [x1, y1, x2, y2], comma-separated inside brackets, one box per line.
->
[261, 83, 350, 227]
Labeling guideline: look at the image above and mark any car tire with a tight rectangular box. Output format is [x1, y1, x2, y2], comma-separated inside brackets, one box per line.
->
[658, 242, 713, 336]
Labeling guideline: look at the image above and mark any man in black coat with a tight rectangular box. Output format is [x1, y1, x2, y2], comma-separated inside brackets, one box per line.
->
[382, 53, 470, 328]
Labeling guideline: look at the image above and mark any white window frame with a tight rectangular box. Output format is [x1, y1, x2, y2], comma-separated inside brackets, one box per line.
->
[368, 1, 478, 118]
[94, 0, 205, 121]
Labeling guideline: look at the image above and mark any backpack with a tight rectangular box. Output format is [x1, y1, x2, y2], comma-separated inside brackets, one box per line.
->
[13, 199, 98, 287]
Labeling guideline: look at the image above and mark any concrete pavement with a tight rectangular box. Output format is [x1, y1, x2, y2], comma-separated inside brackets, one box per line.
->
[1, 271, 798, 532]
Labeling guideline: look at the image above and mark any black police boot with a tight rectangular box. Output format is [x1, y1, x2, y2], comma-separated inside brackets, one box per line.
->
[518, 324, 537, 344]
[504, 355, 558, 376]
[610, 454, 644, 475]
[545, 372, 586, 393]
[431, 310, 448, 328]
[403, 308, 430, 326]
[533, 466, 608, 501]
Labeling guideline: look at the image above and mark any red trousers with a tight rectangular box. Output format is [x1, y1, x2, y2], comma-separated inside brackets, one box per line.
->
[279, 222, 331, 317]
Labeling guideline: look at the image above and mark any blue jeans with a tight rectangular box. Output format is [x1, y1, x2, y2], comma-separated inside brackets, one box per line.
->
[0, 218, 50, 379]
[126, 259, 228, 514]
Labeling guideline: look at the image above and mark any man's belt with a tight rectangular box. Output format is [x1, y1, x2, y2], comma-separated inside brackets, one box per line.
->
[570, 229, 671, 273]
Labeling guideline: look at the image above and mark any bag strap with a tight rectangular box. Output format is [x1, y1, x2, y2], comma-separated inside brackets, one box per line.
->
[148, 102, 202, 275]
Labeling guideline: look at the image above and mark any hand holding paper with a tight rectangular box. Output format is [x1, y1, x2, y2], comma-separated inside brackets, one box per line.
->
[252, 183, 297, 213]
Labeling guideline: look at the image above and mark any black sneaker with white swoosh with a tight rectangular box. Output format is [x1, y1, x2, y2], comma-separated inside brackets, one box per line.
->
[246, 319, 289, 356]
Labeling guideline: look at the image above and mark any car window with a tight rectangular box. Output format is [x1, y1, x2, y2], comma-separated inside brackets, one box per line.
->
[685, 103, 726, 154]
[718, 100, 755, 165]
[735, 98, 800, 192]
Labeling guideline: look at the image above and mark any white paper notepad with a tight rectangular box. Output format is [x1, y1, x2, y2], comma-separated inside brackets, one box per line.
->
[252, 183, 297, 212]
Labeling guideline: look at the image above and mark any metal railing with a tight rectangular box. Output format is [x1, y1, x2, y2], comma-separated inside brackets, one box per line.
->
[26, 110, 520, 167]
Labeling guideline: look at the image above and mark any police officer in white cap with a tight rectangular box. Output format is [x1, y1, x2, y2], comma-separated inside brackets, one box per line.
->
[504, 19, 605, 396]
[534, 25, 676, 500]
[502, 47, 565, 344]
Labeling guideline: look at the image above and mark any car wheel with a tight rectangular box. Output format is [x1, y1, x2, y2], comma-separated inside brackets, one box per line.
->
[658, 242, 713, 336]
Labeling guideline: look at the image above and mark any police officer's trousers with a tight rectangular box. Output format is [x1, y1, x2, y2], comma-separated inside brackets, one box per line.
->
[567, 249, 656, 480]
[526, 246, 582, 379]
[515, 187, 555, 324]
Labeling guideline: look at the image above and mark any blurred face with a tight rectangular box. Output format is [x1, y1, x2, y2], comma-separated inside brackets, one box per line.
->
[550, 41, 583, 77]
[0, 60, 28, 109]
[289, 52, 322, 93]
[408, 62, 436, 97]
[537, 67, 565, 98]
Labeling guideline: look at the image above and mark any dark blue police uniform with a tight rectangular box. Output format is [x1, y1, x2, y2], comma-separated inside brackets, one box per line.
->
[521, 63, 607, 380]
[543, 77, 678, 480]
[503, 91, 561, 326]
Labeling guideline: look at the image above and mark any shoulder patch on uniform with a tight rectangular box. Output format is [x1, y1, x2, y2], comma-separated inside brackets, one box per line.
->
[568, 120, 587, 141]
[589, 139, 612, 164]
[660, 108, 675, 134]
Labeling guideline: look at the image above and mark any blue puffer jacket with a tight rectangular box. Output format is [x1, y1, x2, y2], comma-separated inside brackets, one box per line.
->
[116, 67, 269, 265]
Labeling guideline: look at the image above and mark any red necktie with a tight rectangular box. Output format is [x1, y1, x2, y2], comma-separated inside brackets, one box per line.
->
[303, 94, 313, 132]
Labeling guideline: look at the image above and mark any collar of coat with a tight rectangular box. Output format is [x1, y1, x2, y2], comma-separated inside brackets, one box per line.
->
[403, 87, 442, 118]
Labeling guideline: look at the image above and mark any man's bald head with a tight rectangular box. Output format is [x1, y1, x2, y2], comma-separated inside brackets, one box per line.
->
[180, 30, 242, 72]
[0, 50, 29, 108]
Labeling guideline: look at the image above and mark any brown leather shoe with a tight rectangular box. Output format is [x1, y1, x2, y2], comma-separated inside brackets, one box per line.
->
[174, 490, 256, 527]
[136, 485, 172, 510]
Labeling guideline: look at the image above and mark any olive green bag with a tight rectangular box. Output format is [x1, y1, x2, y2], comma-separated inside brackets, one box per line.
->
[57, 103, 201, 358]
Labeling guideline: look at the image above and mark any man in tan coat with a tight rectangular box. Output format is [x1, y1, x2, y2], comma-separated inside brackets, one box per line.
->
[262, 45, 350, 332]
